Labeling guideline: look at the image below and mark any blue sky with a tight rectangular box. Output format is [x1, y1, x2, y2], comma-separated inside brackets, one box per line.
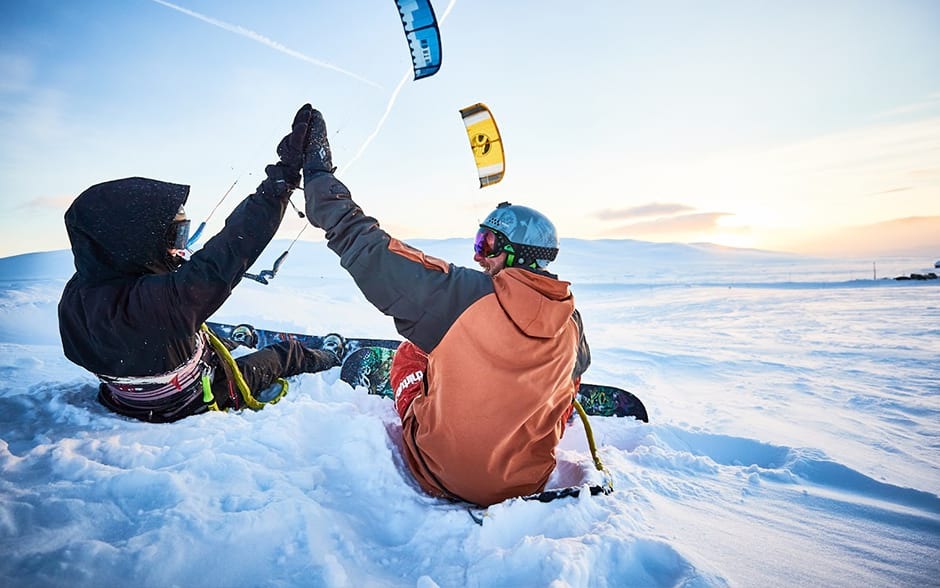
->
[1, 0, 939, 258]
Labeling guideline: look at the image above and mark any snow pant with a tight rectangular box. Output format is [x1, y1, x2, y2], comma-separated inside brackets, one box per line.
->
[389, 341, 429, 420]
[211, 340, 340, 410]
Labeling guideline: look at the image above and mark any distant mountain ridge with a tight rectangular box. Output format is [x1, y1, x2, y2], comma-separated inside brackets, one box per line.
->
[1, 240, 935, 286]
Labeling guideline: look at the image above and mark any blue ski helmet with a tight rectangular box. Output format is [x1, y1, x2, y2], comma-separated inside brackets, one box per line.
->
[479, 202, 559, 269]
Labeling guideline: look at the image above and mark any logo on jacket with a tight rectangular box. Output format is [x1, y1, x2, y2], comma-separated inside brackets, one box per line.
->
[394, 370, 424, 399]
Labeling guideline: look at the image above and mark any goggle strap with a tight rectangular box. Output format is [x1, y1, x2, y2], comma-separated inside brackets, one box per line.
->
[476, 228, 559, 267]
[506, 242, 558, 267]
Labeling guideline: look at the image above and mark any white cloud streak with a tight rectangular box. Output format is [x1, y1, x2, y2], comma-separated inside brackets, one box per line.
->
[872, 93, 940, 120]
[149, 0, 380, 88]
[595, 203, 696, 220]
[605, 212, 736, 237]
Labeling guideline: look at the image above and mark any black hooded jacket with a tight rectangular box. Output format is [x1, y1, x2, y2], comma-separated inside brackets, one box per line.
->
[58, 176, 288, 377]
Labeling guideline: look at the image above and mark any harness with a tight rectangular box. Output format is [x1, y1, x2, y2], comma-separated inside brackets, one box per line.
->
[98, 330, 217, 419]
[97, 325, 288, 420]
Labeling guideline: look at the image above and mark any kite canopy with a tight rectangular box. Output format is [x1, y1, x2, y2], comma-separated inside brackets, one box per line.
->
[395, 0, 442, 80]
[459, 103, 505, 188]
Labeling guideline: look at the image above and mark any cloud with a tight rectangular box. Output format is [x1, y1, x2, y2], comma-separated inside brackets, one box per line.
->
[761, 117, 940, 182]
[872, 94, 940, 120]
[650, 115, 940, 233]
[869, 187, 912, 196]
[16, 195, 76, 212]
[787, 216, 940, 257]
[603, 212, 737, 237]
[149, 0, 380, 88]
[594, 203, 695, 220]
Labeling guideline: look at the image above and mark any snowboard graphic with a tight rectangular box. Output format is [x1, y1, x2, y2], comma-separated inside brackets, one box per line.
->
[339, 346, 397, 398]
[576, 384, 648, 422]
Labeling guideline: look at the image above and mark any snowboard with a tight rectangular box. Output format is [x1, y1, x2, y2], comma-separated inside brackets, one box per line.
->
[206, 322, 647, 421]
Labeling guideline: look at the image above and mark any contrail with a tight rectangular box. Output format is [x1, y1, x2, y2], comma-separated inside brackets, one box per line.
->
[342, 0, 458, 174]
[340, 69, 410, 174]
[149, 0, 380, 88]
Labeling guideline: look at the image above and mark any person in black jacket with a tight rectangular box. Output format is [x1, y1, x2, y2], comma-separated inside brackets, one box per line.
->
[58, 104, 342, 423]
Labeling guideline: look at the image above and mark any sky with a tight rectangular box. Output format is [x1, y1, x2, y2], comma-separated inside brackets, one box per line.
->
[1, 0, 939, 260]
[1, 243, 938, 586]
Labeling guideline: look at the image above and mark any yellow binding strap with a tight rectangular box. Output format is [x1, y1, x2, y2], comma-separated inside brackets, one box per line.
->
[573, 399, 613, 491]
[201, 324, 288, 410]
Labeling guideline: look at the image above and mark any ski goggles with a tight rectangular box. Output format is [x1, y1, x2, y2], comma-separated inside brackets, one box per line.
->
[166, 219, 191, 250]
[474, 228, 512, 259]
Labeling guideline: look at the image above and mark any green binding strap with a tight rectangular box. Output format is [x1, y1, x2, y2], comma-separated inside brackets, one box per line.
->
[201, 324, 289, 410]
[201, 372, 220, 411]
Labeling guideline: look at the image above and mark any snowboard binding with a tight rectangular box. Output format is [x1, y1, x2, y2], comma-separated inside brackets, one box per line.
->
[229, 324, 259, 348]
[321, 333, 347, 362]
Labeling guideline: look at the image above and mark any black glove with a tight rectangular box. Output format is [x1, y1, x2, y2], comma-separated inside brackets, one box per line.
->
[265, 103, 314, 192]
[303, 109, 335, 176]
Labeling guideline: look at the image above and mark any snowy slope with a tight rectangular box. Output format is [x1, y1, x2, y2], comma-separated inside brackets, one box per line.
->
[1, 240, 938, 587]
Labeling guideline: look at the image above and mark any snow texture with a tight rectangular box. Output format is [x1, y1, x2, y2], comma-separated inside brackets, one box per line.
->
[1, 239, 938, 587]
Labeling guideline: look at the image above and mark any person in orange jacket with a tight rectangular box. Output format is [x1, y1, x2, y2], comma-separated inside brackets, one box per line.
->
[301, 107, 590, 506]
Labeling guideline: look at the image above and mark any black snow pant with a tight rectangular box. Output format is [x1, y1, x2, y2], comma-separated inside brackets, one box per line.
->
[211, 340, 340, 410]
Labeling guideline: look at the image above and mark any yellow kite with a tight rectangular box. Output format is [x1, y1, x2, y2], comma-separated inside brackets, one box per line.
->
[459, 103, 505, 188]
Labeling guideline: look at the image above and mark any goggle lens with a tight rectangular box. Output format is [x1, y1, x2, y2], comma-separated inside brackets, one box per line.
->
[167, 219, 191, 250]
[474, 228, 502, 258]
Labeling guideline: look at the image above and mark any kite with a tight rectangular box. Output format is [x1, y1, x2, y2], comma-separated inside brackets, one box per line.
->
[459, 103, 505, 188]
[395, 0, 442, 80]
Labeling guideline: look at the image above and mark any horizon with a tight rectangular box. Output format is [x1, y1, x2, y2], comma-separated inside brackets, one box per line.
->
[2, 232, 939, 265]
[1, 1, 939, 259]
[4, 237, 937, 289]
[3, 231, 939, 260]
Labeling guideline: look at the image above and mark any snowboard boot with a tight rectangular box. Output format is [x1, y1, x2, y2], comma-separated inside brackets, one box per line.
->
[321, 333, 346, 365]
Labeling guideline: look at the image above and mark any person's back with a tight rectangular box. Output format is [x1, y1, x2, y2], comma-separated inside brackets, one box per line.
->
[59, 177, 221, 377]
[299, 112, 590, 505]
[403, 265, 583, 505]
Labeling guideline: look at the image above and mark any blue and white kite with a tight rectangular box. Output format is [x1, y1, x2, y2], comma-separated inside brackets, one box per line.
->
[395, 0, 442, 80]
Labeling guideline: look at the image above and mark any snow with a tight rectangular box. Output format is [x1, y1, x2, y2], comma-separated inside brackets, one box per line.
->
[1, 239, 938, 587]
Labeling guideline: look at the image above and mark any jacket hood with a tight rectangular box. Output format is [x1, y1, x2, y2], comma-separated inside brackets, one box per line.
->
[492, 267, 574, 338]
[65, 177, 189, 279]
